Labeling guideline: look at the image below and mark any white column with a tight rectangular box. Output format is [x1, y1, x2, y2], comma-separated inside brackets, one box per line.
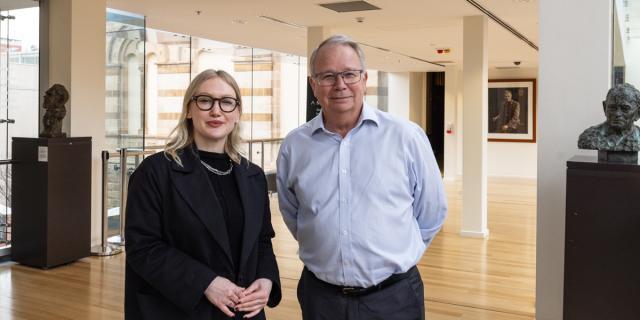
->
[444, 65, 459, 181]
[537, 1, 612, 319]
[44, 0, 107, 245]
[307, 27, 332, 63]
[388, 72, 410, 120]
[409, 72, 426, 128]
[461, 15, 489, 238]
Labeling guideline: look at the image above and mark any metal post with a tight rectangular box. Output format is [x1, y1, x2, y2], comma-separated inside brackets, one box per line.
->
[260, 141, 265, 169]
[91, 150, 122, 256]
[119, 148, 129, 245]
[248, 142, 253, 162]
[109, 148, 128, 246]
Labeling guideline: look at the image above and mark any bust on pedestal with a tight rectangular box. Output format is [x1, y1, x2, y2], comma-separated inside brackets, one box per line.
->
[564, 83, 640, 319]
[12, 84, 91, 268]
[577, 83, 640, 163]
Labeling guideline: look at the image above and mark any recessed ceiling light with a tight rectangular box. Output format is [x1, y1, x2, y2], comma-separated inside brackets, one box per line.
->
[232, 19, 247, 24]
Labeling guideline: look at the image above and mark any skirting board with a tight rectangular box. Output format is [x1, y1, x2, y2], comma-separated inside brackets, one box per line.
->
[460, 229, 490, 238]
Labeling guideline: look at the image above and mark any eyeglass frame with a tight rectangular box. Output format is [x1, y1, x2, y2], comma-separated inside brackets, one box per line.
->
[190, 95, 240, 113]
[312, 70, 364, 86]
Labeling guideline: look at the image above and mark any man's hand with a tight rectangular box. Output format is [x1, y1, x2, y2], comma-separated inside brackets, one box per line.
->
[204, 276, 245, 317]
[236, 278, 273, 318]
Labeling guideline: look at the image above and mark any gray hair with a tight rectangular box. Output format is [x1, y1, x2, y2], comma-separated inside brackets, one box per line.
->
[309, 34, 366, 76]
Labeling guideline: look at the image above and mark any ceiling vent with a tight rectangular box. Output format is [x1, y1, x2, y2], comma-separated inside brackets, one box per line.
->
[319, 1, 381, 13]
[495, 66, 520, 69]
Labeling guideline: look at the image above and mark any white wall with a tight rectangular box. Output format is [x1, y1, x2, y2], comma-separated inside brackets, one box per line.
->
[537, 1, 612, 319]
[444, 65, 460, 181]
[443, 66, 538, 179]
[488, 67, 538, 178]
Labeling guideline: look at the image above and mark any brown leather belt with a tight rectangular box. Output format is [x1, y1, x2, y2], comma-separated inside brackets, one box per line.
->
[306, 265, 417, 296]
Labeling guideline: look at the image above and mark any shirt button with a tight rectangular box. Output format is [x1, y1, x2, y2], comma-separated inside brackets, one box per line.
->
[341, 169, 347, 174]
[342, 198, 347, 203]
[342, 230, 348, 236]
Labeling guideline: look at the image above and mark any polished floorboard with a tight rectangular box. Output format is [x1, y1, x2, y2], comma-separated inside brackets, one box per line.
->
[0, 177, 536, 319]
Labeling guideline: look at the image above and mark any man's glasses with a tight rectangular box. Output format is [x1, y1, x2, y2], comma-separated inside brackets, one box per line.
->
[313, 70, 364, 86]
[190, 95, 239, 113]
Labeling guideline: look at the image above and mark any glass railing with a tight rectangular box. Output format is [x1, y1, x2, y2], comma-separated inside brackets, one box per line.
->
[0, 159, 11, 256]
[95, 137, 283, 255]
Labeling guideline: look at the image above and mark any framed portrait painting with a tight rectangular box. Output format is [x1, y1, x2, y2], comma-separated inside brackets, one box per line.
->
[487, 79, 536, 142]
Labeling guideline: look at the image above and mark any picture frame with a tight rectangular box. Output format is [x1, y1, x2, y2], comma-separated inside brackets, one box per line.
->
[487, 79, 536, 142]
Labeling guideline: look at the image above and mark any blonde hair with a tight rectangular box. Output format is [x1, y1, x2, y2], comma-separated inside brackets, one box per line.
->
[164, 69, 243, 166]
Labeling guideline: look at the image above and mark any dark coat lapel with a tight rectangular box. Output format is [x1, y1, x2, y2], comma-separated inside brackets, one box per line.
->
[234, 159, 262, 272]
[169, 147, 233, 266]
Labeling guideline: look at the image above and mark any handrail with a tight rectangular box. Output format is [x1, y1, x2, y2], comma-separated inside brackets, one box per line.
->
[101, 138, 285, 246]
[246, 138, 284, 144]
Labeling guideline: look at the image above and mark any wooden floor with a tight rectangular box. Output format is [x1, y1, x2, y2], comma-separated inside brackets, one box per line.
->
[0, 177, 536, 319]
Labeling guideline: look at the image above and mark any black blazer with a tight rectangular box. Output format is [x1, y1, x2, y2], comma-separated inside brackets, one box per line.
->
[124, 146, 281, 320]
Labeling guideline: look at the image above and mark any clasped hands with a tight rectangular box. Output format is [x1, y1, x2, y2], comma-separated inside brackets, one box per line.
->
[205, 276, 272, 318]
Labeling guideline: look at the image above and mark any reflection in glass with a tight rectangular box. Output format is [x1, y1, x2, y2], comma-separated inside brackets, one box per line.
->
[105, 9, 145, 150]
[105, 9, 145, 240]
[145, 29, 191, 148]
[0, 5, 39, 254]
[612, 0, 640, 89]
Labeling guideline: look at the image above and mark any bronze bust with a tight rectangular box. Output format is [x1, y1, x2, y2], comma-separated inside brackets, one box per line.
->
[39, 84, 69, 138]
[578, 83, 640, 162]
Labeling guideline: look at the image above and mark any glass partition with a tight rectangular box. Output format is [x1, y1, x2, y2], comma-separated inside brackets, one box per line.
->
[0, 3, 39, 256]
[106, 11, 391, 172]
[105, 9, 145, 150]
[144, 29, 191, 148]
[105, 9, 145, 241]
[612, 0, 640, 89]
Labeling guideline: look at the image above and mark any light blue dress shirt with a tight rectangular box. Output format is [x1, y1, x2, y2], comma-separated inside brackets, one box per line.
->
[277, 103, 447, 287]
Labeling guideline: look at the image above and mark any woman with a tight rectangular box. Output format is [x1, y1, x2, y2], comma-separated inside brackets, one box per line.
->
[125, 69, 281, 319]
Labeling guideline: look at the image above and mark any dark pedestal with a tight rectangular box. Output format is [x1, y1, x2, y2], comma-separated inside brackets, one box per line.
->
[564, 156, 640, 319]
[11, 137, 91, 268]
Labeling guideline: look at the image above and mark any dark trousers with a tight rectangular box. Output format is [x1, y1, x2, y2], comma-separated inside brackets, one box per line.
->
[297, 266, 425, 320]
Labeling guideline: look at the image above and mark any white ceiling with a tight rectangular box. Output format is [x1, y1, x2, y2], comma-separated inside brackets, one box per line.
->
[106, 0, 539, 72]
[0, 0, 38, 11]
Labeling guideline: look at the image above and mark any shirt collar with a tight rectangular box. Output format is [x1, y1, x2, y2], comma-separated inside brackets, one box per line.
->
[309, 102, 380, 136]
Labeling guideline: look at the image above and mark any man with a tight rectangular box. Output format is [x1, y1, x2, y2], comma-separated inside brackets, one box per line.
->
[578, 83, 640, 151]
[276, 35, 447, 320]
[492, 90, 520, 133]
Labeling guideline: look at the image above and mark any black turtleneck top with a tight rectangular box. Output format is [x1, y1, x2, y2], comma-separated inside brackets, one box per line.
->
[198, 150, 245, 275]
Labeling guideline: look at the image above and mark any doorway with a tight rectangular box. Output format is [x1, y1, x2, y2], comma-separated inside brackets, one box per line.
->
[426, 72, 444, 173]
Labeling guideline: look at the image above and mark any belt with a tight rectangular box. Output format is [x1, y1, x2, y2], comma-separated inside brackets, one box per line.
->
[306, 266, 417, 297]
